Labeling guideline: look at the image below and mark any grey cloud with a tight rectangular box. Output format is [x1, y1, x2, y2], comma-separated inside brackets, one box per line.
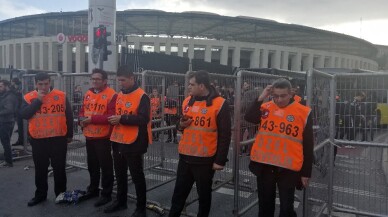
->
[177, 0, 388, 26]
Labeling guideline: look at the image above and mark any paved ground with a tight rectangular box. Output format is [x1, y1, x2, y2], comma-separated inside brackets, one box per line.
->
[2, 128, 387, 216]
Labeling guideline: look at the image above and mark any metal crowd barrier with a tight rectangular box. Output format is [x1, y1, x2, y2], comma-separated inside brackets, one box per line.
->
[18, 68, 388, 217]
[304, 69, 335, 217]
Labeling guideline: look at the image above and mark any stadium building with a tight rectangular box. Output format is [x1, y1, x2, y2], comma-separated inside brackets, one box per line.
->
[0, 9, 379, 73]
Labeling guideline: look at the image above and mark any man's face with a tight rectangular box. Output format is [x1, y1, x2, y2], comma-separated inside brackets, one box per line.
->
[188, 77, 202, 96]
[272, 88, 292, 108]
[243, 82, 250, 90]
[91, 73, 107, 90]
[152, 89, 158, 96]
[117, 76, 134, 90]
[36, 79, 51, 94]
[0, 83, 5, 93]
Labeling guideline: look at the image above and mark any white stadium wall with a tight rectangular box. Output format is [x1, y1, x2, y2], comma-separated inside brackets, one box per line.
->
[0, 35, 378, 72]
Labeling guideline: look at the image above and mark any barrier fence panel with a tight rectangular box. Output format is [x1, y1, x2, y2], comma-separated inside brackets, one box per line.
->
[305, 69, 335, 217]
[333, 72, 388, 217]
[233, 70, 283, 216]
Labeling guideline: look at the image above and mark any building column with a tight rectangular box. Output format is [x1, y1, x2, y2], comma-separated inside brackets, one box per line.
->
[15, 44, 22, 69]
[272, 50, 281, 69]
[0, 46, 3, 68]
[204, 45, 212, 62]
[220, 45, 228, 65]
[291, 52, 301, 71]
[75, 41, 85, 73]
[177, 43, 184, 57]
[48, 42, 58, 71]
[154, 41, 160, 53]
[316, 55, 324, 68]
[250, 48, 260, 68]
[303, 53, 313, 71]
[260, 49, 268, 68]
[165, 41, 171, 55]
[31, 42, 39, 70]
[62, 42, 72, 72]
[232, 46, 241, 67]
[188, 43, 194, 60]
[40, 42, 48, 70]
[328, 56, 335, 68]
[281, 51, 289, 70]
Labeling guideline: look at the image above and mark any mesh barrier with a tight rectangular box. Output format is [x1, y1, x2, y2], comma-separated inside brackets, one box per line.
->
[304, 69, 335, 217]
[18, 68, 388, 217]
[332, 72, 388, 217]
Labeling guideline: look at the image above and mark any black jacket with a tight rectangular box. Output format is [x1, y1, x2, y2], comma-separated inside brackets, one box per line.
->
[112, 85, 150, 155]
[0, 90, 18, 123]
[178, 86, 232, 166]
[244, 98, 314, 180]
[20, 89, 73, 139]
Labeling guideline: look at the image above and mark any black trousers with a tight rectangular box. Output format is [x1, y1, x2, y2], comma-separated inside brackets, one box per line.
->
[30, 137, 67, 198]
[256, 170, 297, 217]
[113, 150, 146, 210]
[169, 160, 215, 217]
[86, 139, 114, 197]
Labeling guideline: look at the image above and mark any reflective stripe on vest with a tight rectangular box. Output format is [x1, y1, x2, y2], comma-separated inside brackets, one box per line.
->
[250, 101, 311, 171]
[110, 88, 152, 144]
[178, 96, 225, 157]
[82, 87, 116, 138]
[24, 89, 67, 139]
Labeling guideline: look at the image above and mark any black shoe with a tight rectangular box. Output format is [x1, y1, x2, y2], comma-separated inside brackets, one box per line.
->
[173, 138, 178, 144]
[94, 196, 112, 207]
[79, 190, 99, 201]
[131, 209, 147, 217]
[27, 197, 46, 207]
[104, 200, 127, 213]
[12, 141, 22, 146]
[166, 138, 172, 143]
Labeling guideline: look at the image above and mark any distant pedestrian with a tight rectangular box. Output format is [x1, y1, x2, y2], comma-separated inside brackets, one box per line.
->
[0, 80, 18, 168]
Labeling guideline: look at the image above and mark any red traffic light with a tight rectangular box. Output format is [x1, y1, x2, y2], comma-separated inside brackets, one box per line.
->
[95, 28, 101, 37]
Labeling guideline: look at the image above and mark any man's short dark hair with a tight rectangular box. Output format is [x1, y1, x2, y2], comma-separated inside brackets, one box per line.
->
[35, 72, 50, 82]
[188, 70, 211, 89]
[0, 79, 10, 87]
[92, 68, 108, 80]
[11, 77, 21, 84]
[272, 78, 291, 90]
[117, 65, 134, 78]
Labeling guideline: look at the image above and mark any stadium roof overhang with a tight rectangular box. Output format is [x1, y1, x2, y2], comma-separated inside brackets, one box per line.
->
[0, 9, 378, 59]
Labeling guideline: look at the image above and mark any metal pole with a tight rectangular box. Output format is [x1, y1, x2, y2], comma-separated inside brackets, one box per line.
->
[233, 70, 243, 216]
[327, 73, 337, 217]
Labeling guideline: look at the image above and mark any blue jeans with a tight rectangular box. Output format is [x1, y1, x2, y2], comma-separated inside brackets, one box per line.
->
[0, 121, 14, 164]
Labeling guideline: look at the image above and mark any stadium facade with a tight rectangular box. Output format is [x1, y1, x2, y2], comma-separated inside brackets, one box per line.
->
[0, 9, 379, 73]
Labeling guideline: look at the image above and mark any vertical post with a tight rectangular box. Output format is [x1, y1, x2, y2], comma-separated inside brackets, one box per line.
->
[328, 74, 337, 216]
[233, 70, 243, 216]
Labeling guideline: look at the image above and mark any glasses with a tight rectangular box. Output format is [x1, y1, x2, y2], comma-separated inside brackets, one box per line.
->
[90, 78, 103, 81]
[272, 94, 289, 99]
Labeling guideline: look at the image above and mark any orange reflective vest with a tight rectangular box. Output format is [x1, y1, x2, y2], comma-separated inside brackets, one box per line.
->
[110, 88, 152, 144]
[82, 87, 116, 138]
[150, 96, 161, 118]
[293, 95, 302, 103]
[250, 101, 311, 171]
[24, 89, 67, 139]
[164, 97, 178, 115]
[178, 96, 225, 157]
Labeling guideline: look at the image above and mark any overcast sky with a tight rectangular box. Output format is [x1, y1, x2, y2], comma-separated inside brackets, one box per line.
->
[1, 0, 387, 45]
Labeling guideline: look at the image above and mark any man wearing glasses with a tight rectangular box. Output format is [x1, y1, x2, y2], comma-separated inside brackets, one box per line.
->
[244, 78, 314, 217]
[78, 69, 117, 207]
